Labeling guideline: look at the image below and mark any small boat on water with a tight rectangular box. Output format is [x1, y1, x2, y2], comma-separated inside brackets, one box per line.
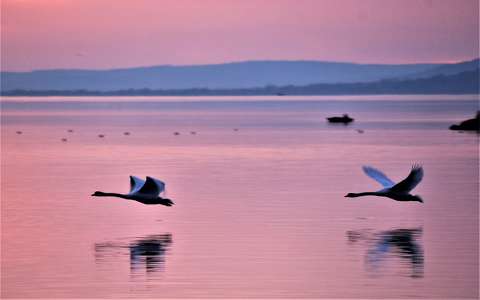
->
[449, 111, 479, 132]
[327, 114, 354, 124]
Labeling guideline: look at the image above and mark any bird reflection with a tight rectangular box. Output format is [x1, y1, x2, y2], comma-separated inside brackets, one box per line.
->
[95, 234, 172, 274]
[347, 228, 423, 278]
[129, 235, 172, 272]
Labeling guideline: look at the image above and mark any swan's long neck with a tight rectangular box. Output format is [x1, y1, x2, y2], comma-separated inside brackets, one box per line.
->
[348, 192, 381, 197]
[94, 192, 130, 199]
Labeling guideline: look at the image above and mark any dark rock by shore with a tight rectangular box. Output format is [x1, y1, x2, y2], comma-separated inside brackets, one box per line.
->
[449, 112, 480, 131]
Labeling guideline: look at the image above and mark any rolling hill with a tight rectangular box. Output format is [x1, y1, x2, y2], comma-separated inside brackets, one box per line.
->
[0, 60, 443, 91]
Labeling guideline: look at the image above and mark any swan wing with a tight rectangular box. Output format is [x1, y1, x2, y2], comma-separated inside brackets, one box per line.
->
[148, 177, 166, 194]
[129, 176, 145, 194]
[391, 164, 424, 194]
[134, 176, 166, 197]
[362, 166, 396, 188]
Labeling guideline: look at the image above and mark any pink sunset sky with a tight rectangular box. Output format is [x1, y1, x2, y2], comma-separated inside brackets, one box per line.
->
[1, 0, 478, 71]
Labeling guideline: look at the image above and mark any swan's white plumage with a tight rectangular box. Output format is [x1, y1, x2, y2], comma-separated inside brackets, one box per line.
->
[362, 166, 396, 188]
[129, 176, 145, 194]
[152, 177, 166, 193]
[390, 164, 423, 194]
[129, 176, 165, 197]
[136, 176, 165, 197]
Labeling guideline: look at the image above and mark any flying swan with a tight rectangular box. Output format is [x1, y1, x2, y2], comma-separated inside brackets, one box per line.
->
[92, 176, 174, 206]
[345, 165, 424, 203]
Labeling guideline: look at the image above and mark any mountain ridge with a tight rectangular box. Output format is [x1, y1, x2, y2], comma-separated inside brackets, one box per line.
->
[1, 59, 478, 91]
[2, 59, 449, 73]
[3, 69, 478, 96]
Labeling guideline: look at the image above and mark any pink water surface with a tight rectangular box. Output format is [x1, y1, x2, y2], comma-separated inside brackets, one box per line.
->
[1, 96, 478, 298]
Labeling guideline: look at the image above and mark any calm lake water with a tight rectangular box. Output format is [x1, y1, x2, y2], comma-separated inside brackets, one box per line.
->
[1, 95, 479, 299]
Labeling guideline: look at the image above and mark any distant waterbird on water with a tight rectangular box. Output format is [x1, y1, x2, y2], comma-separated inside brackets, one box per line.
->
[92, 176, 174, 206]
[327, 114, 354, 124]
[345, 165, 424, 203]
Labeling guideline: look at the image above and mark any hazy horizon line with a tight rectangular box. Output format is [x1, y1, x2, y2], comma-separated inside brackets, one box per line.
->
[2, 57, 478, 73]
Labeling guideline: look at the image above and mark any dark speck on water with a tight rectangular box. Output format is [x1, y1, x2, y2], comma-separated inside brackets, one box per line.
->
[98, 134, 105, 138]
[327, 114, 354, 124]
[16, 131, 22, 134]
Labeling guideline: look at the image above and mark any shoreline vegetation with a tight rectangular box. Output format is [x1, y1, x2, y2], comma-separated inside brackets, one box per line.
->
[1, 69, 478, 97]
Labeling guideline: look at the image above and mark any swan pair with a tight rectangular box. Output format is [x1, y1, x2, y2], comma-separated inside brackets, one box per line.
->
[345, 165, 424, 203]
[92, 176, 174, 206]
[92, 165, 424, 206]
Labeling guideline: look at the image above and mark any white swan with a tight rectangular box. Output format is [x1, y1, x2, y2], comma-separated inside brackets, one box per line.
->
[92, 176, 174, 206]
[345, 164, 424, 203]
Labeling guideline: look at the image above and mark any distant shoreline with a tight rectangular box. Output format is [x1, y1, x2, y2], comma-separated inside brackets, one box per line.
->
[2, 70, 478, 97]
[2, 91, 479, 97]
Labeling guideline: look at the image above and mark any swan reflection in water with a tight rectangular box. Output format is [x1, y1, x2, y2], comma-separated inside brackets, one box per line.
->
[347, 228, 424, 278]
[95, 234, 172, 274]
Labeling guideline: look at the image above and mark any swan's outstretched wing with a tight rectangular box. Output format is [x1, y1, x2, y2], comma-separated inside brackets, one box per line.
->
[134, 176, 165, 197]
[362, 166, 396, 188]
[129, 176, 145, 194]
[148, 177, 166, 194]
[391, 164, 424, 194]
